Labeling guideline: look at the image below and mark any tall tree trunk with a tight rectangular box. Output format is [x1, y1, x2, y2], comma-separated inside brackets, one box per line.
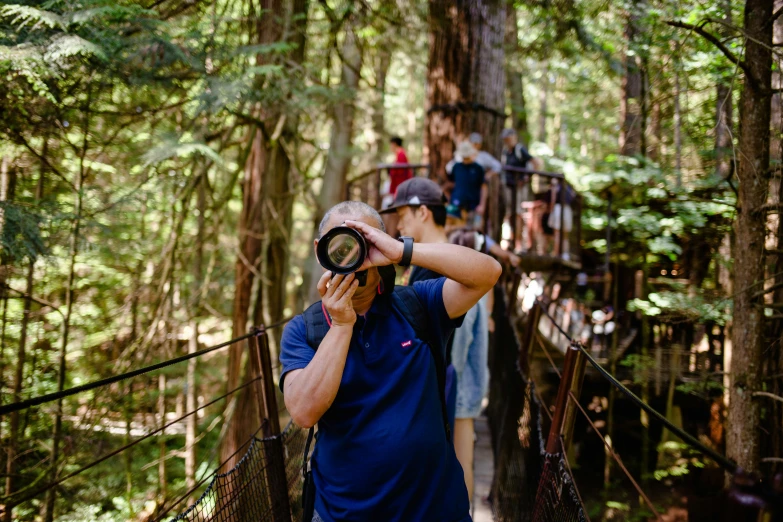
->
[3, 168, 41, 522]
[674, 44, 683, 185]
[468, 0, 506, 157]
[425, 0, 471, 182]
[769, 0, 783, 468]
[43, 167, 84, 522]
[504, 1, 529, 145]
[728, 0, 773, 474]
[620, 1, 643, 156]
[185, 172, 206, 496]
[538, 63, 548, 144]
[306, 18, 362, 305]
[223, 0, 307, 469]
[158, 373, 167, 501]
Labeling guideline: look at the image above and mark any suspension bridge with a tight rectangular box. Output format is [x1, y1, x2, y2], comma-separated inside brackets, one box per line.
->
[0, 166, 777, 521]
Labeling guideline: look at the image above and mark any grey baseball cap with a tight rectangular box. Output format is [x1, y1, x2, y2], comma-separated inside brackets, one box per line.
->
[380, 177, 446, 214]
[501, 128, 517, 139]
[468, 132, 483, 144]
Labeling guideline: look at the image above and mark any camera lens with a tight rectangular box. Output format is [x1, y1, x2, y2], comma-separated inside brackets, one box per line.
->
[316, 226, 368, 275]
[327, 234, 361, 268]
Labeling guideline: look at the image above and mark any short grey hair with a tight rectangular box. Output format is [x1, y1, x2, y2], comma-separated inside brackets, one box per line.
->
[318, 201, 385, 238]
[468, 132, 483, 144]
[500, 128, 517, 139]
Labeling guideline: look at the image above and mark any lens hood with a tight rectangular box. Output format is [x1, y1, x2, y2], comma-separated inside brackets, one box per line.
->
[316, 226, 367, 275]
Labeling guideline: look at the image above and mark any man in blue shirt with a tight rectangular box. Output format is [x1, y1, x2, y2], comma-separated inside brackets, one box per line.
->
[280, 200, 502, 522]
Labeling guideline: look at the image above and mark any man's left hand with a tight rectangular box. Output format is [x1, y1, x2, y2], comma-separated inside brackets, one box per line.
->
[344, 220, 404, 270]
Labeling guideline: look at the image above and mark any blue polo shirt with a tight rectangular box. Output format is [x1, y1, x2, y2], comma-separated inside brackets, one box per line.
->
[280, 278, 472, 522]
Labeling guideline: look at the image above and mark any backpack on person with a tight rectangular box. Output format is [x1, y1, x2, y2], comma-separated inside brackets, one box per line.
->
[297, 275, 451, 521]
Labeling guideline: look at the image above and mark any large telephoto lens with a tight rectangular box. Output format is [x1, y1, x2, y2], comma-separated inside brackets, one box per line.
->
[316, 226, 367, 275]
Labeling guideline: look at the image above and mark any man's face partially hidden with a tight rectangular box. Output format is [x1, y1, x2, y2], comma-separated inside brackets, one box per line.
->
[314, 213, 381, 294]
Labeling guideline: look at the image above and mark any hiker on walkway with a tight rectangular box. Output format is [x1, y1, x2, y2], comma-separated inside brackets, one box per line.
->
[447, 141, 488, 228]
[501, 129, 538, 251]
[280, 198, 501, 522]
[446, 132, 502, 178]
[391, 179, 499, 506]
[388, 135, 413, 196]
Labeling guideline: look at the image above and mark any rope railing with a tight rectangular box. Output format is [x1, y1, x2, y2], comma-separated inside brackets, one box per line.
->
[0, 317, 293, 416]
[533, 298, 738, 473]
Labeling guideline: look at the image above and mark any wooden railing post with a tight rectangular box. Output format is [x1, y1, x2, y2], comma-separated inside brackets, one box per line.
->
[545, 341, 585, 454]
[519, 305, 542, 379]
[251, 327, 291, 522]
[561, 341, 586, 453]
[509, 173, 518, 252]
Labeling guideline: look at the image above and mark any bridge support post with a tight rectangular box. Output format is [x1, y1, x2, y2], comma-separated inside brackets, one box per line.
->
[545, 341, 585, 454]
[519, 304, 541, 379]
[251, 328, 292, 522]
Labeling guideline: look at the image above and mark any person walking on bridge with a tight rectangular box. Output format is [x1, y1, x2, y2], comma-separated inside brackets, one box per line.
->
[280, 198, 501, 522]
[390, 179, 507, 509]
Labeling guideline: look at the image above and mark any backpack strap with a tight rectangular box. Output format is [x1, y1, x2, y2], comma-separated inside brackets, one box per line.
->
[303, 300, 330, 350]
[390, 286, 452, 441]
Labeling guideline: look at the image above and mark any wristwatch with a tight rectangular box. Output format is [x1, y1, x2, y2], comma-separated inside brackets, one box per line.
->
[398, 236, 414, 267]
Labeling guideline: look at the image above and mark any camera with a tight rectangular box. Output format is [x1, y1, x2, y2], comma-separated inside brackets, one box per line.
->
[316, 226, 369, 286]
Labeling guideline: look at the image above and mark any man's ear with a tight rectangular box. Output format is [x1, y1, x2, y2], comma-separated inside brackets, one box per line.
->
[313, 239, 319, 258]
[417, 206, 430, 223]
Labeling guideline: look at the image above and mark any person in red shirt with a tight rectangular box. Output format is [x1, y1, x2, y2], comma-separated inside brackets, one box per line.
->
[389, 136, 413, 196]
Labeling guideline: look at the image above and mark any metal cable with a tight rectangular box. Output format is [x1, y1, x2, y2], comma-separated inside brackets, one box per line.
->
[1, 378, 261, 508]
[0, 317, 294, 417]
[533, 299, 737, 472]
[568, 390, 661, 519]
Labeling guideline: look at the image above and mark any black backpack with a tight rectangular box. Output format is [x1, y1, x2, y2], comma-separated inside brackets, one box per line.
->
[297, 285, 451, 521]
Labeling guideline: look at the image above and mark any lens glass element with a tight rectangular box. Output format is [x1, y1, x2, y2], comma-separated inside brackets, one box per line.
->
[327, 234, 362, 269]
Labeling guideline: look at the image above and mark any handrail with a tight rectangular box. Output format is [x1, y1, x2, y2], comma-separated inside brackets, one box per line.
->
[502, 165, 565, 179]
[346, 163, 431, 185]
[0, 316, 294, 417]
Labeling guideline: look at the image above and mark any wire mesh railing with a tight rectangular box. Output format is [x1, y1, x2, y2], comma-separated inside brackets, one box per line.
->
[0, 318, 293, 521]
[488, 287, 588, 522]
[168, 421, 306, 522]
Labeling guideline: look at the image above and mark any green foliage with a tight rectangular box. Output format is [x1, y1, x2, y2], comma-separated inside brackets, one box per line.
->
[0, 202, 47, 262]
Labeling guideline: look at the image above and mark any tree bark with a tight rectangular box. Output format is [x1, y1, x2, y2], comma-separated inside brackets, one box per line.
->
[620, 1, 644, 156]
[728, 0, 773, 474]
[425, 0, 471, 182]
[44, 162, 84, 522]
[3, 167, 40, 522]
[185, 172, 206, 496]
[468, 0, 506, 157]
[538, 63, 548, 144]
[504, 1, 529, 145]
[223, 0, 307, 470]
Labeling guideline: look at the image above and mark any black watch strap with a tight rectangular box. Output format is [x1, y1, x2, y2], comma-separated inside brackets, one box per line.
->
[398, 236, 414, 267]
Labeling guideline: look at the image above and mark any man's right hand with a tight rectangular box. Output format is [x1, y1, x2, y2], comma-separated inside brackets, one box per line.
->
[318, 271, 359, 327]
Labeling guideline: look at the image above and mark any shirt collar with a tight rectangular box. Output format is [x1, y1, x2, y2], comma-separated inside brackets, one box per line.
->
[368, 291, 391, 316]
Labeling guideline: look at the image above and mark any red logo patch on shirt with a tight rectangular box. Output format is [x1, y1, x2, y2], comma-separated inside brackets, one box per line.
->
[401, 340, 412, 348]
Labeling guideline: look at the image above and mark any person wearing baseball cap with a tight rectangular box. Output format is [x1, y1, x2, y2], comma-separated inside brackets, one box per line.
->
[388, 176, 499, 508]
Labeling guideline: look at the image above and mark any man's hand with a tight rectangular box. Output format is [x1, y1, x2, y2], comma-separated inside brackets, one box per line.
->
[344, 220, 404, 270]
[317, 271, 359, 327]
